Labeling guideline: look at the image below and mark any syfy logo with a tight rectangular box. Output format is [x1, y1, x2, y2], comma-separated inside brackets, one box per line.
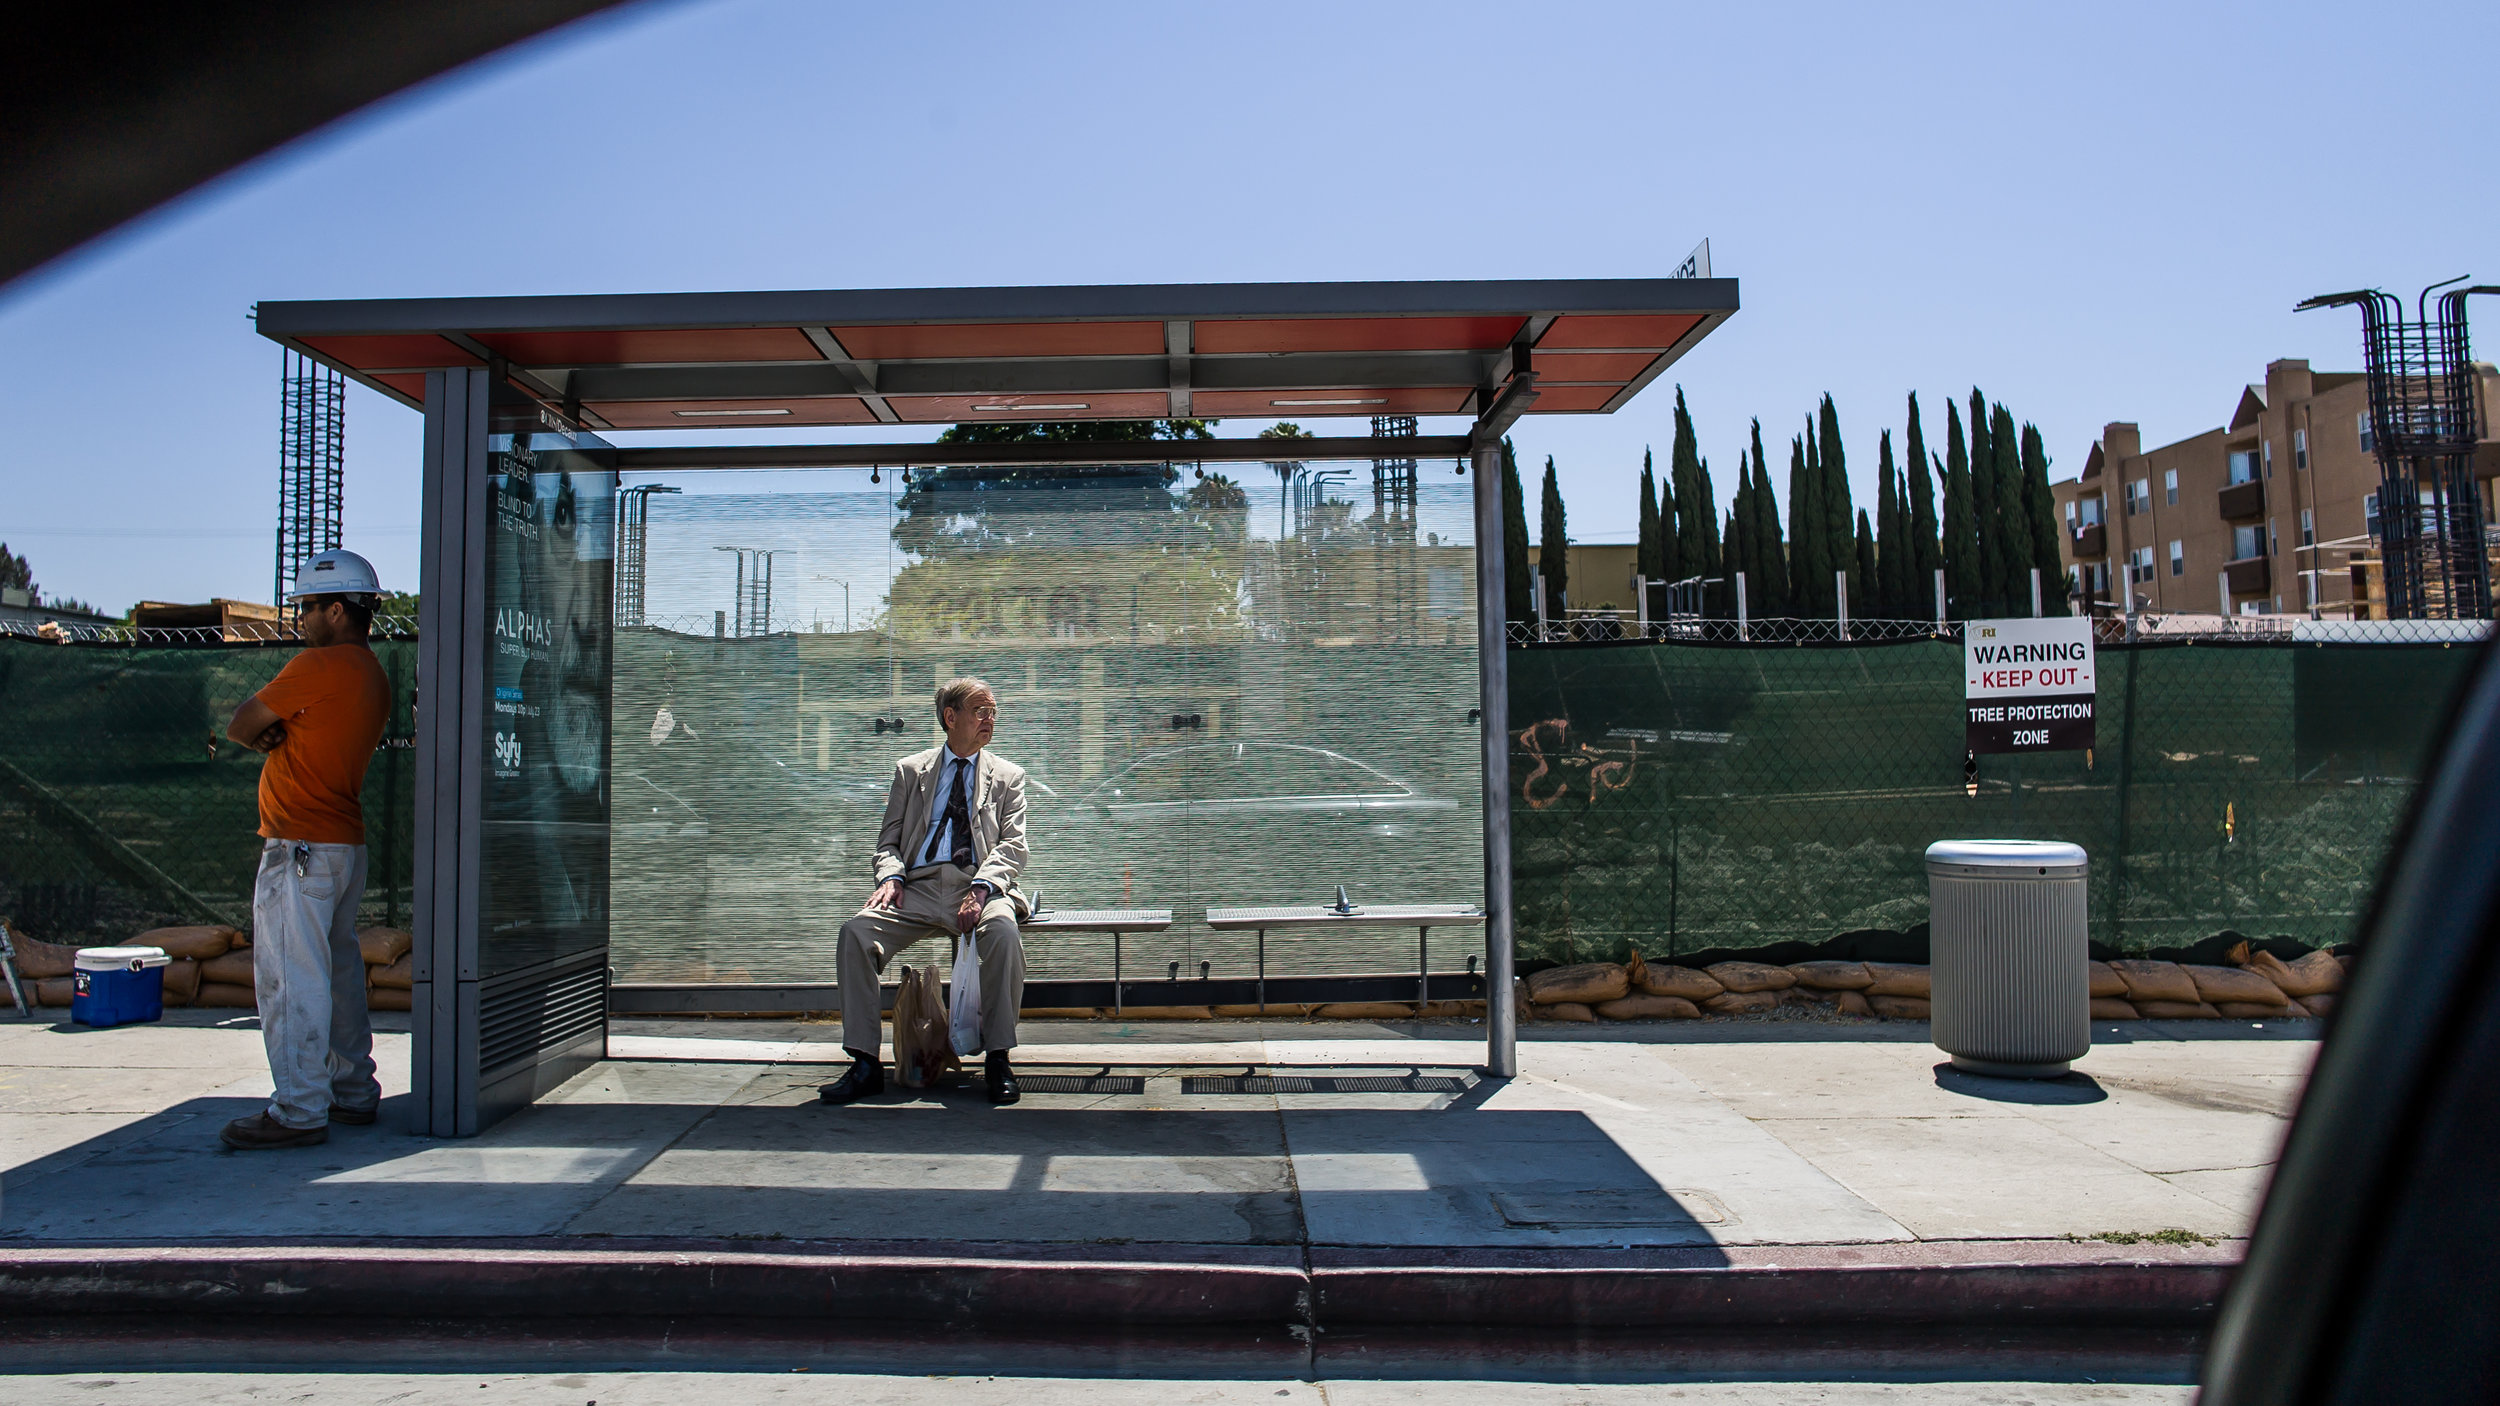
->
[493, 731, 522, 771]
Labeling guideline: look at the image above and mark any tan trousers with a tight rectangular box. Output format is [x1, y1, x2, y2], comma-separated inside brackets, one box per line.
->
[838, 863, 1025, 1057]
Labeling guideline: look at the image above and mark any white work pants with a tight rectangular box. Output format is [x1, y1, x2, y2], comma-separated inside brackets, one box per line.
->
[251, 839, 380, 1129]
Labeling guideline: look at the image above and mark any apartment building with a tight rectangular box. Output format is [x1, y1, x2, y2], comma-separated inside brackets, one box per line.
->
[2057, 358, 2500, 617]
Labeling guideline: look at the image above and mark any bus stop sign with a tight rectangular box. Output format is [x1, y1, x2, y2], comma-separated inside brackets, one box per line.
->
[1965, 617, 2095, 754]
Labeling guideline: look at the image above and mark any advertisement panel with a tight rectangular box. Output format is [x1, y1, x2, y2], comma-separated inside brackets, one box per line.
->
[1964, 616, 2095, 754]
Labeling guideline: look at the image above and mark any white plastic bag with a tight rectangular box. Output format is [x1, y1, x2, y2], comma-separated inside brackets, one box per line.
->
[948, 931, 983, 1056]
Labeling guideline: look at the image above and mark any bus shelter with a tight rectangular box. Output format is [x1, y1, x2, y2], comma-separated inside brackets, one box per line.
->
[255, 278, 1739, 1136]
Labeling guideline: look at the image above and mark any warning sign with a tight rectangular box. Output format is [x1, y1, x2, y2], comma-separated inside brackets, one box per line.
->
[1964, 617, 2095, 754]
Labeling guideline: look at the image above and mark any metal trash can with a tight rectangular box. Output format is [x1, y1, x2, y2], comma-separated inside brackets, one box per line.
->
[1926, 839, 2089, 1078]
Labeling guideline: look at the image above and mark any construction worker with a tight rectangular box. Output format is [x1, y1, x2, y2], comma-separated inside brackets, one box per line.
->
[218, 549, 391, 1150]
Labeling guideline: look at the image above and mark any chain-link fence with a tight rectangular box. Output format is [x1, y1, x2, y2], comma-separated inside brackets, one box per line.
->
[0, 634, 418, 941]
[4, 620, 2480, 971]
[1509, 619, 2484, 965]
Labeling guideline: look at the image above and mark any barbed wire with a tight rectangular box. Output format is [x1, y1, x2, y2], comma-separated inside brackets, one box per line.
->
[1506, 614, 2493, 647]
[0, 617, 421, 647]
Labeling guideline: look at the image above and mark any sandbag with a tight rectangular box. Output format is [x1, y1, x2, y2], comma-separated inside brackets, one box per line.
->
[1421, 1000, 1479, 1018]
[357, 927, 414, 967]
[2086, 962, 2128, 999]
[2217, 1002, 2290, 1019]
[2300, 993, 2337, 1018]
[367, 987, 413, 1012]
[1833, 990, 1874, 1017]
[1868, 995, 1930, 1020]
[1706, 961, 1795, 994]
[7, 931, 80, 980]
[2110, 960, 2199, 1005]
[1596, 993, 1701, 1020]
[890, 965, 958, 1088]
[200, 949, 256, 986]
[1540, 1001, 1597, 1022]
[2090, 997, 2141, 1020]
[195, 982, 258, 1009]
[1312, 1002, 1416, 1020]
[1863, 962, 1930, 998]
[35, 976, 73, 1007]
[1702, 990, 1779, 1015]
[161, 959, 201, 1005]
[2247, 948, 2342, 998]
[1022, 1006, 1105, 1019]
[1528, 963, 1629, 1005]
[1787, 960, 1873, 991]
[1117, 1005, 1214, 1020]
[133, 925, 237, 962]
[2185, 964, 2289, 1008]
[1637, 963, 1723, 1001]
[371, 954, 414, 991]
[2134, 999, 2219, 1019]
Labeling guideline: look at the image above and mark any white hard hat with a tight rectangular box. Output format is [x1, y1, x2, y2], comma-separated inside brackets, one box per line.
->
[288, 548, 382, 601]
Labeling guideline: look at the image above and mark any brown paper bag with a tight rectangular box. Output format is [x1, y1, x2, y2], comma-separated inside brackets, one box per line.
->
[890, 965, 960, 1089]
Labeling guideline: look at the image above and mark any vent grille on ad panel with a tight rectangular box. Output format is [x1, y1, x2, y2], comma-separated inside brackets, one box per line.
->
[479, 954, 608, 1079]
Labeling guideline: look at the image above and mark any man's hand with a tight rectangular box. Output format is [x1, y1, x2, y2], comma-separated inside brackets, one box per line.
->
[956, 887, 986, 934]
[868, 878, 904, 912]
[226, 696, 285, 753]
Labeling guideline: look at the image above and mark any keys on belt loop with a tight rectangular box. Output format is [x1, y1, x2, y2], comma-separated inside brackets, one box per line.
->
[292, 842, 311, 879]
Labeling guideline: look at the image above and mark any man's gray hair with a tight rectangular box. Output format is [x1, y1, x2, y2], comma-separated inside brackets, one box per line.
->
[934, 676, 995, 723]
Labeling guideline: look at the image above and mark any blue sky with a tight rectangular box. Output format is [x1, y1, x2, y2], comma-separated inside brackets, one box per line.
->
[3, 0, 2493, 610]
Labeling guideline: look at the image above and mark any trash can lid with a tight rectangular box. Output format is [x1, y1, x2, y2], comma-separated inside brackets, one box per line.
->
[73, 946, 171, 970]
[1925, 839, 2088, 869]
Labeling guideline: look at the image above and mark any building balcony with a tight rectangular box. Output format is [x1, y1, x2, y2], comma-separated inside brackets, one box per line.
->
[2225, 555, 2271, 596]
[2070, 523, 2106, 559]
[2219, 479, 2265, 520]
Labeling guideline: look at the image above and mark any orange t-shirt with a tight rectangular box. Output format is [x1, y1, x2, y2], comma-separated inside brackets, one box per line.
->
[254, 644, 391, 844]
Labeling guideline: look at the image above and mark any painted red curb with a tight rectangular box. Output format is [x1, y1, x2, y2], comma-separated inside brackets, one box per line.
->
[0, 1238, 2234, 1329]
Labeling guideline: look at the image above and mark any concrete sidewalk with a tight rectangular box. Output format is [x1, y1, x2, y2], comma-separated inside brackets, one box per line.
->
[0, 1009, 2311, 1344]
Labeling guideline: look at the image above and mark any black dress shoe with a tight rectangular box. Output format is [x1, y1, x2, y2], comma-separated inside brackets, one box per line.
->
[986, 1051, 1019, 1105]
[819, 1055, 884, 1105]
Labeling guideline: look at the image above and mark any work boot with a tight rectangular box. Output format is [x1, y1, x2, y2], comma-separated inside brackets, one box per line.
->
[985, 1050, 1020, 1105]
[819, 1053, 884, 1105]
[220, 1111, 327, 1150]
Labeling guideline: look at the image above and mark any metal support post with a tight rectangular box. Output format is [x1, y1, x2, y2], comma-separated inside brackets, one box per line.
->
[1634, 575, 1648, 634]
[1472, 438, 1517, 1078]
[1935, 568, 1948, 627]
[1736, 571, 1748, 641]
[1531, 568, 1547, 640]
[2031, 568, 2043, 618]
[1419, 925, 1430, 1008]
[1836, 570, 1849, 640]
[2219, 570, 2231, 618]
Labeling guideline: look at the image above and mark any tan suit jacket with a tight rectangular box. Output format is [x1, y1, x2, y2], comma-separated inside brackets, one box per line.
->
[871, 746, 1029, 912]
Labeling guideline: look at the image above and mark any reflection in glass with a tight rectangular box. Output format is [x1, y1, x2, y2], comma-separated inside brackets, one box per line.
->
[608, 459, 1482, 984]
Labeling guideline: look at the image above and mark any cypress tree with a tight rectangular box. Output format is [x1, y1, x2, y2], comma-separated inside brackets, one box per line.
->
[1671, 388, 1711, 587]
[1817, 396, 1854, 607]
[1852, 509, 1877, 619]
[1967, 389, 2003, 615]
[1501, 436, 1532, 623]
[1906, 393, 1940, 620]
[1538, 454, 1569, 615]
[1788, 431, 1821, 614]
[1941, 403, 1974, 618]
[1690, 453, 1724, 616]
[1636, 449, 1663, 585]
[1750, 420, 1788, 617]
[1875, 430, 1903, 618]
[1989, 404, 2028, 611]
[2019, 419, 2065, 615]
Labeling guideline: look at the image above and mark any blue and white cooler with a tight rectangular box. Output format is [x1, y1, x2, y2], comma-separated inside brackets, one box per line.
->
[71, 946, 172, 1028]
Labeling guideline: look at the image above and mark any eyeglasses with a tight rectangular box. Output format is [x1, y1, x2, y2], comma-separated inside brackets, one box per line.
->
[965, 706, 999, 720]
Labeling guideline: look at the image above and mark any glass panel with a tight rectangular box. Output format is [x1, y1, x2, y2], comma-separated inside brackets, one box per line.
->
[480, 428, 617, 979]
[604, 454, 1483, 988]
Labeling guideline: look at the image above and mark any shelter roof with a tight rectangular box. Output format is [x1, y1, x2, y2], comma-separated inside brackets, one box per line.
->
[254, 278, 1737, 432]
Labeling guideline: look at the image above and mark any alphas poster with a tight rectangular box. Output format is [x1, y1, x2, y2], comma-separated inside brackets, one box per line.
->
[481, 431, 616, 977]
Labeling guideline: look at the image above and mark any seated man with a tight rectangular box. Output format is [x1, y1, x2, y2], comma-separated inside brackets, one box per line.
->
[822, 677, 1030, 1106]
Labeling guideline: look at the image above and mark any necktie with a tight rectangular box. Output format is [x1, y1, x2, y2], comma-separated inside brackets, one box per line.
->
[944, 757, 976, 870]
